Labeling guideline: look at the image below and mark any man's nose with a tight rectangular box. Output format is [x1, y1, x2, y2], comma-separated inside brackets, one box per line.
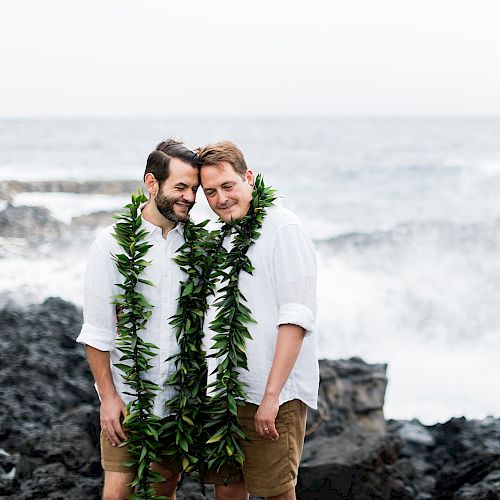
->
[218, 190, 229, 204]
[183, 189, 196, 203]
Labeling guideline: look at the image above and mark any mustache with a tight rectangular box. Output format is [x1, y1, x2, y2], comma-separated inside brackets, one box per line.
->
[216, 202, 236, 209]
[176, 200, 195, 208]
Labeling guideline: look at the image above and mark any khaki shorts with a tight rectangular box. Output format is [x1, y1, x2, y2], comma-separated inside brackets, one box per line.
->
[206, 399, 308, 497]
[100, 430, 183, 475]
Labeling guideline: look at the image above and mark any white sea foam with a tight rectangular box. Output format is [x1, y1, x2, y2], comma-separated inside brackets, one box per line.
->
[11, 192, 131, 224]
[316, 221, 500, 422]
[383, 338, 500, 423]
[0, 232, 92, 306]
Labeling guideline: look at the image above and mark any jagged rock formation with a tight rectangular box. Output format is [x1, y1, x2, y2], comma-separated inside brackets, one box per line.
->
[1, 298, 499, 499]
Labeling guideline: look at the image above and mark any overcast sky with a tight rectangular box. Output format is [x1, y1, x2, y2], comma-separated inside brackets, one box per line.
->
[1, 0, 499, 118]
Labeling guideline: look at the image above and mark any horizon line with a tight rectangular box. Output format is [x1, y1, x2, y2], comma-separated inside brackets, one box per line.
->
[1, 114, 500, 121]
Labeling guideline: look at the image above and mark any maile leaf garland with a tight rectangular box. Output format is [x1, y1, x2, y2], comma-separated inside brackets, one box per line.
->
[203, 174, 276, 481]
[162, 218, 223, 490]
[111, 190, 165, 499]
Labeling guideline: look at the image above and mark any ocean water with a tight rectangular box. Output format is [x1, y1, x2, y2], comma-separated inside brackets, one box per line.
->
[1, 117, 500, 423]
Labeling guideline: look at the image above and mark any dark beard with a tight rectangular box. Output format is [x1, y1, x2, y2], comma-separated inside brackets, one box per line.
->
[155, 192, 193, 222]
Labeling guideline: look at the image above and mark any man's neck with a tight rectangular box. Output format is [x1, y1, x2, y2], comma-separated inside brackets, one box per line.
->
[141, 202, 176, 239]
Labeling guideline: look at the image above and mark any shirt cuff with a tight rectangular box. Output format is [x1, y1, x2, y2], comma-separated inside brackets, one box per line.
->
[76, 323, 116, 351]
[277, 303, 315, 336]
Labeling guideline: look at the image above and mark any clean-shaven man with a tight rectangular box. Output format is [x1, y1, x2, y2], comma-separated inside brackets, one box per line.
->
[197, 141, 319, 500]
[77, 139, 199, 500]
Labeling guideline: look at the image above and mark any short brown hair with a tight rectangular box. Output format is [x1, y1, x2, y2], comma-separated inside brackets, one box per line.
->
[196, 141, 247, 177]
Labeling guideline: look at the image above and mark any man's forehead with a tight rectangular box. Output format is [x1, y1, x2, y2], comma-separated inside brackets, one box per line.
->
[167, 159, 198, 182]
[200, 163, 237, 185]
[169, 157, 197, 172]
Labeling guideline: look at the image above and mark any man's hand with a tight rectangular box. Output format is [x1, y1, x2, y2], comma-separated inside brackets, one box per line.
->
[255, 324, 306, 442]
[100, 393, 127, 446]
[255, 394, 280, 440]
[86, 346, 127, 447]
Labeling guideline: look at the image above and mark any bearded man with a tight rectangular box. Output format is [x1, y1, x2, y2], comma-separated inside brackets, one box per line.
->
[77, 139, 199, 500]
[197, 141, 319, 500]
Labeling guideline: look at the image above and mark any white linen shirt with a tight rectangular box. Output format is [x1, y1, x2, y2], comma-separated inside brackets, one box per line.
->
[205, 204, 319, 409]
[76, 218, 185, 417]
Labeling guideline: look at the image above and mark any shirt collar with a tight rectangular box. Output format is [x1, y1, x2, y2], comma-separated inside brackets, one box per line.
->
[139, 206, 184, 237]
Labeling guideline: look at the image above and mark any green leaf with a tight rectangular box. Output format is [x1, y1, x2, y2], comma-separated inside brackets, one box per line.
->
[182, 281, 194, 297]
[179, 438, 189, 452]
[206, 431, 224, 444]
[181, 415, 194, 426]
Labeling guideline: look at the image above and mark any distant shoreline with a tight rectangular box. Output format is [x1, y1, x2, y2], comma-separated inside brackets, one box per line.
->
[0, 179, 140, 201]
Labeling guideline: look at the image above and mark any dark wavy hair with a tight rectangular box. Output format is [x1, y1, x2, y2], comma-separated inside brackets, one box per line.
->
[143, 139, 199, 186]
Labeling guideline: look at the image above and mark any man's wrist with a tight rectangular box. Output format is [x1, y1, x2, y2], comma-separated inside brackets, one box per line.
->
[98, 386, 119, 401]
[263, 388, 280, 400]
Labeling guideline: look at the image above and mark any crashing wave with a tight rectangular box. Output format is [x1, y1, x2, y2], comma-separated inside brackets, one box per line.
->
[318, 220, 500, 251]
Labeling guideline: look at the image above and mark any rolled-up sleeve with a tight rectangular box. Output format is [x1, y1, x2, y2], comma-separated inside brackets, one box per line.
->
[272, 223, 317, 335]
[76, 239, 118, 351]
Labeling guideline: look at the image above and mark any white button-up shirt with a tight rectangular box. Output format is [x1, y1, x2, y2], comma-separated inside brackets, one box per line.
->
[205, 205, 319, 409]
[76, 218, 185, 417]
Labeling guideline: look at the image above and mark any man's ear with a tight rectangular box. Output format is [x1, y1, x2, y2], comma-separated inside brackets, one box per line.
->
[144, 173, 159, 197]
[245, 169, 254, 187]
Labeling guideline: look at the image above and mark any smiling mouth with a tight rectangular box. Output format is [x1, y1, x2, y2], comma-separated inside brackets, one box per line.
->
[218, 203, 236, 211]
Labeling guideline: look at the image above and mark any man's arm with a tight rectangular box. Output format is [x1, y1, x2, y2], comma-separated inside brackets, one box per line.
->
[86, 345, 127, 446]
[254, 220, 317, 440]
[78, 238, 127, 446]
[254, 324, 305, 440]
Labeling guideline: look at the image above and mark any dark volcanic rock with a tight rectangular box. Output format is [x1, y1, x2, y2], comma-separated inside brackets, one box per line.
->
[0, 297, 101, 498]
[0, 179, 139, 197]
[0, 297, 95, 434]
[454, 469, 500, 499]
[431, 417, 500, 499]
[387, 417, 500, 499]
[307, 357, 387, 437]
[299, 359, 500, 499]
[2, 299, 500, 499]
[297, 358, 407, 499]
[298, 427, 406, 499]
[0, 204, 67, 241]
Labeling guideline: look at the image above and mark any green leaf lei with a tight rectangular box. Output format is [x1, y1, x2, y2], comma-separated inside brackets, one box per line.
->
[111, 191, 166, 499]
[203, 174, 276, 479]
[161, 218, 223, 488]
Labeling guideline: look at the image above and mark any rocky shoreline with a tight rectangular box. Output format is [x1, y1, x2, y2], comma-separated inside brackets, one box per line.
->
[0, 180, 140, 201]
[0, 298, 499, 499]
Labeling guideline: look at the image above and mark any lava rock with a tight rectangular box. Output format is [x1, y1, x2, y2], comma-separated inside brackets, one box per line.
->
[297, 427, 406, 499]
[454, 469, 500, 499]
[0, 179, 139, 196]
[307, 357, 388, 437]
[2, 298, 500, 499]
[70, 210, 115, 233]
[0, 298, 101, 498]
[386, 417, 500, 499]
[390, 419, 436, 457]
[0, 204, 66, 241]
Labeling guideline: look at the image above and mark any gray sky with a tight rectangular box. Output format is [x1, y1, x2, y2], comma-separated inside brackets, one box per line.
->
[1, 0, 499, 118]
